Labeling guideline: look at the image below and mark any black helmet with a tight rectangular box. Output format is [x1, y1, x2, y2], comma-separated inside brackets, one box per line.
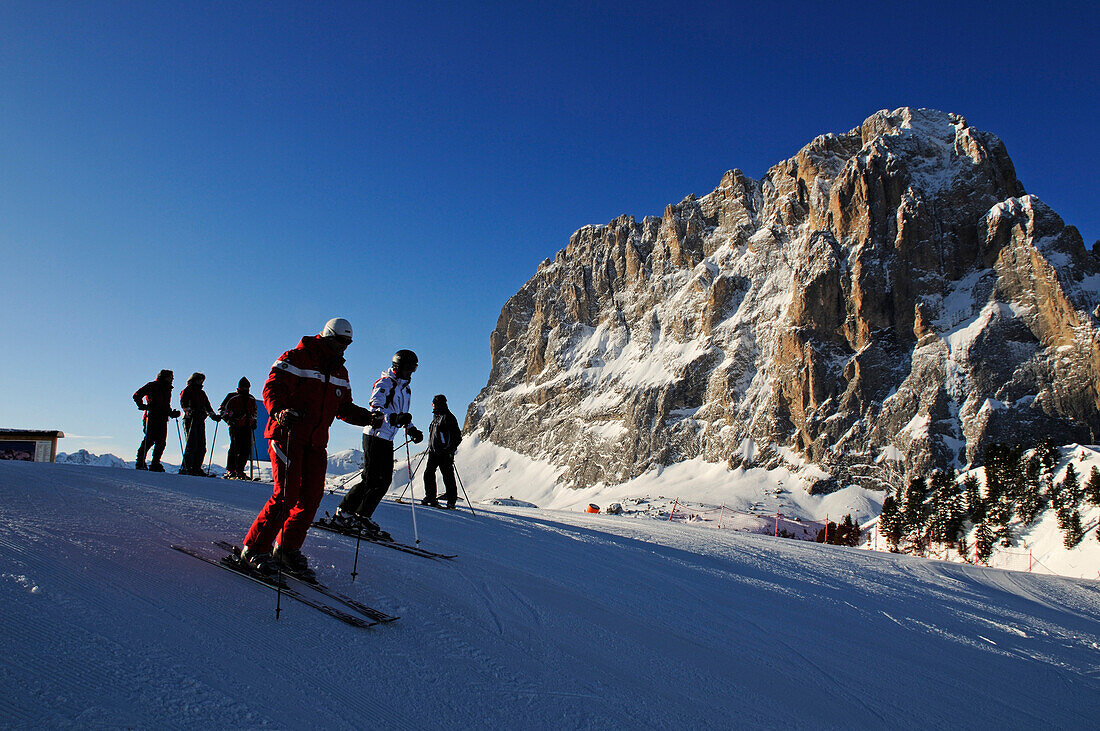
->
[392, 349, 418, 374]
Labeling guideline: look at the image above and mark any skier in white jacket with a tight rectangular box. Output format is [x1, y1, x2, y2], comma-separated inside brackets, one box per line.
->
[333, 349, 422, 538]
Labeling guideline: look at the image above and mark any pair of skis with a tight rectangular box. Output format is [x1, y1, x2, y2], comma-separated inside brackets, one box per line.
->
[171, 541, 399, 629]
[311, 517, 457, 560]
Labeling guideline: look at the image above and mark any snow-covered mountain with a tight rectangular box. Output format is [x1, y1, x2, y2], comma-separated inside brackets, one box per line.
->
[53, 449, 362, 477]
[467, 108, 1100, 497]
[326, 448, 363, 475]
[2, 460, 1097, 726]
[56, 450, 133, 469]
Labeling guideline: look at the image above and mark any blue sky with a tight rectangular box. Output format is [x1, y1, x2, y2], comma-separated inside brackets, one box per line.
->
[1, 1, 1096, 463]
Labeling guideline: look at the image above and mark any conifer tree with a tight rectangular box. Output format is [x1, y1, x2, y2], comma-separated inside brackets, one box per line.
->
[1005, 444, 1027, 504]
[927, 470, 947, 542]
[1017, 456, 1045, 524]
[901, 476, 929, 552]
[928, 469, 963, 545]
[1086, 467, 1100, 507]
[983, 443, 1006, 506]
[879, 494, 902, 550]
[1048, 470, 1065, 517]
[1036, 438, 1059, 474]
[983, 444, 1017, 529]
[974, 521, 994, 564]
[1053, 464, 1081, 533]
[1061, 463, 1083, 509]
[963, 474, 984, 523]
[947, 470, 965, 541]
[1063, 509, 1083, 549]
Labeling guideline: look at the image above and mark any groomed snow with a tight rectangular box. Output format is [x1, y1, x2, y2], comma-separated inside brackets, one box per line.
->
[2, 461, 1099, 727]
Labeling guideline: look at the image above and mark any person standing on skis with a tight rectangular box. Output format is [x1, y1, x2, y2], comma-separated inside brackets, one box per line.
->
[421, 394, 462, 509]
[179, 372, 221, 476]
[219, 377, 257, 479]
[332, 349, 423, 537]
[240, 318, 374, 579]
[134, 369, 180, 471]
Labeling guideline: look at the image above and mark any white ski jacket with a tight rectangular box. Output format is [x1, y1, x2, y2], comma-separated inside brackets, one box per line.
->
[363, 369, 416, 442]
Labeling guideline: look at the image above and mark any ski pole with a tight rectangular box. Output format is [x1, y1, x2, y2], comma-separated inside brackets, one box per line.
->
[350, 521, 363, 581]
[395, 450, 427, 501]
[174, 417, 184, 467]
[393, 438, 411, 452]
[250, 430, 258, 480]
[406, 431, 420, 546]
[274, 427, 292, 620]
[207, 419, 219, 475]
[349, 434, 373, 580]
[454, 464, 476, 516]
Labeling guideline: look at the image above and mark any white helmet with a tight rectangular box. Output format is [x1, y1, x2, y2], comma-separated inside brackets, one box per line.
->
[320, 317, 353, 342]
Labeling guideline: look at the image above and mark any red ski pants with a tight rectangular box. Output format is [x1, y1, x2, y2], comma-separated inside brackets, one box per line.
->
[243, 438, 328, 552]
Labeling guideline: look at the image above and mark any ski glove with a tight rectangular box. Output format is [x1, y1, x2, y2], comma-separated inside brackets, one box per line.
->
[369, 411, 385, 428]
[388, 412, 413, 427]
[408, 426, 424, 444]
[170, 409, 181, 418]
[138, 403, 148, 410]
[273, 408, 302, 427]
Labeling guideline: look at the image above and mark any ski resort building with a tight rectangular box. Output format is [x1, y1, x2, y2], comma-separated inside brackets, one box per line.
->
[0, 429, 64, 462]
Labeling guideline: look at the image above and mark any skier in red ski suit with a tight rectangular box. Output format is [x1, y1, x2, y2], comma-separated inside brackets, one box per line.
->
[241, 318, 375, 577]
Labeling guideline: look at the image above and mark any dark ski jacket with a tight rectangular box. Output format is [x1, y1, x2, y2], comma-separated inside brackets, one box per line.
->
[428, 409, 462, 456]
[263, 335, 372, 449]
[133, 379, 174, 421]
[180, 384, 216, 419]
[219, 391, 257, 429]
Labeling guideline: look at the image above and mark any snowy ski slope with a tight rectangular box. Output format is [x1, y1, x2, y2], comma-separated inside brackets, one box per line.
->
[1, 461, 1098, 728]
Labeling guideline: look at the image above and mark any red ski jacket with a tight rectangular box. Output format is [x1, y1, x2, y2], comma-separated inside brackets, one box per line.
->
[263, 335, 371, 449]
[219, 391, 257, 429]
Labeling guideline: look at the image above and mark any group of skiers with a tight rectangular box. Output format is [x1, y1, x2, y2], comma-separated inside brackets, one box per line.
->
[134, 317, 463, 580]
[133, 370, 258, 478]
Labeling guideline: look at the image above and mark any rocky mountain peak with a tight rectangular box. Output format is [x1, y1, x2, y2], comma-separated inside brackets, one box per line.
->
[467, 108, 1100, 493]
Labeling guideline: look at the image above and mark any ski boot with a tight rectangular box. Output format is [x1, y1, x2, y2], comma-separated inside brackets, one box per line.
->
[360, 516, 392, 542]
[239, 545, 278, 577]
[420, 497, 442, 508]
[329, 509, 361, 531]
[148, 462, 165, 472]
[273, 544, 316, 583]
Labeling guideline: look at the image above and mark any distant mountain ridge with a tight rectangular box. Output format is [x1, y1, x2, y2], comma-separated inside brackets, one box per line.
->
[56, 449, 362, 476]
[466, 108, 1100, 493]
[56, 450, 132, 469]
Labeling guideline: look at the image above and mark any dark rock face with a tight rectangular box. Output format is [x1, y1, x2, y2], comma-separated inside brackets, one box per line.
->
[466, 108, 1100, 492]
